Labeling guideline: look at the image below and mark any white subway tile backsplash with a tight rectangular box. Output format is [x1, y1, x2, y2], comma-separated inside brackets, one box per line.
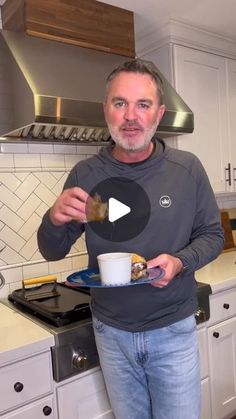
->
[0, 225, 26, 252]
[52, 171, 69, 180]
[0, 245, 25, 265]
[18, 193, 41, 221]
[1, 143, 28, 154]
[53, 144, 77, 154]
[14, 172, 29, 181]
[18, 213, 41, 241]
[0, 283, 10, 299]
[65, 154, 84, 169]
[0, 172, 21, 192]
[0, 266, 23, 284]
[14, 153, 41, 168]
[22, 262, 49, 280]
[0, 205, 24, 231]
[35, 201, 49, 217]
[0, 239, 5, 252]
[34, 172, 58, 190]
[52, 172, 67, 196]
[76, 145, 98, 154]
[72, 254, 88, 270]
[0, 153, 14, 168]
[19, 232, 38, 260]
[14, 173, 40, 201]
[48, 257, 72, 274]
[0, 184, 22, 211]
[34, 183, 57, 207]
[41, 153, 65, 168]
[28, 144, 54, 154]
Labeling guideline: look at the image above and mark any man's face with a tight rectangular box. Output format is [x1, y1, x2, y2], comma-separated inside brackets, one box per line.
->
[103, 72, 165, 152]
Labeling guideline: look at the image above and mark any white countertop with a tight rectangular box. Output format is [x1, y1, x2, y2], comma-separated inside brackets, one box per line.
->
[0, 303, 54, 366]
[196, 250, 236, 293]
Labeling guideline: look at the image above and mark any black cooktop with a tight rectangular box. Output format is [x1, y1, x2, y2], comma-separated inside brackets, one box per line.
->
[8, 283, 92, 327]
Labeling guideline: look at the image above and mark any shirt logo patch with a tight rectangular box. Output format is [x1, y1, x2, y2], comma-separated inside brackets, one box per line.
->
[159, 195, 171, 208]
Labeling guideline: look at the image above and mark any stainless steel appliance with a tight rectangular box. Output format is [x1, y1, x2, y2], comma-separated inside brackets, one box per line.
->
[0, 30, 194, 143]
[8, 283, 99, 382]
[6, 280, 211, 383]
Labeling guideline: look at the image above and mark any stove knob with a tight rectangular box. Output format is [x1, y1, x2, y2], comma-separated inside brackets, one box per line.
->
[72, 352, 88, 370]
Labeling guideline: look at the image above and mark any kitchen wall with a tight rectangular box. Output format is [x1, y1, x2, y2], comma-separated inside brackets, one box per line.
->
[1, 28, 236, 299]
[0, 142, 103, 298]
[0, 140, 235, 299]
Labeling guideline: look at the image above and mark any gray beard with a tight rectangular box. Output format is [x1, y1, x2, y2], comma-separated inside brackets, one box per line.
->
[107, 123, 158, 152]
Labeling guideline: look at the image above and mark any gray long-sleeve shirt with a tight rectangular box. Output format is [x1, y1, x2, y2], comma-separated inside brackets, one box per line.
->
[37, 139, 224, 331]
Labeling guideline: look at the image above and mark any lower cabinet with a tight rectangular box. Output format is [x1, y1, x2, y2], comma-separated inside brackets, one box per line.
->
[208, 316, 236, 419]
[201, 378, 212, 419]
[0, 350, 55, 418]
[198, 326, 212, 419]
[56, 368, 114, 419]
[2, 396, 56, 419]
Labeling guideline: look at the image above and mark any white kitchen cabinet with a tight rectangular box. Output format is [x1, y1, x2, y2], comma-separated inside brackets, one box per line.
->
[1, 395, 56, 419]
[173, 45, 230, 193]
[0, 350, 55, 417]
[198, 325, 212, 419]
[56, 368, 114, 419]
[141, 44, 236, 193]
[226, 59, 236, 192]
[208, 316, 236, 419]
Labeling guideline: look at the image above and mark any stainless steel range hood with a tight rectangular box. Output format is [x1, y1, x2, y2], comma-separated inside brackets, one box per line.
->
[0, 30, 194, 144]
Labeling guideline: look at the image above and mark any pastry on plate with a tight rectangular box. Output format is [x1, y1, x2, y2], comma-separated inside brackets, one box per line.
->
[131, 253, 147, 281]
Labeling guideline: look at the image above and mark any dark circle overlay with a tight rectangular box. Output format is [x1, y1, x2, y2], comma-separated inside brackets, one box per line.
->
[86, 177, 151, 242]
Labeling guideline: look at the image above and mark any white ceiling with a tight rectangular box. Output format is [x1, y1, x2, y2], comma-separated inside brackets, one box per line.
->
[100, 0, 236, 42]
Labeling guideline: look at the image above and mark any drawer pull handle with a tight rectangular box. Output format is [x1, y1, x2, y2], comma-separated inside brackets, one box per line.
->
[14, 382, 24, 392]
[213, 332, 220, 338]
[43, 406, 52, 416]
[223, 303, 230, 309]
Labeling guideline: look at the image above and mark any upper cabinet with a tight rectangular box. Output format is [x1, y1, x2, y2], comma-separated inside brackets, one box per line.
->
[173, 45, 233, 193]
[1, 0, 135, 58]
[140, 35, 236, 193]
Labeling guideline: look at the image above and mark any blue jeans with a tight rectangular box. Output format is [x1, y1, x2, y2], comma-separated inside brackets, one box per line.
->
[93, 315, 200, 419]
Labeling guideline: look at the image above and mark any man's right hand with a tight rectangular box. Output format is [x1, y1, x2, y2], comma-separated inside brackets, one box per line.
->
[49, 187, 89, 226]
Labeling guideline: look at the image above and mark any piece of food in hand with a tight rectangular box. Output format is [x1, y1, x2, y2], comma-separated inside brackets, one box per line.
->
[131, 253, 147, 281]
[87, 193, 108, 222]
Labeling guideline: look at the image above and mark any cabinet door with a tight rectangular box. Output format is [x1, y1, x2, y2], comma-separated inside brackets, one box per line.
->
[226, 59, 236, 191]
[57, 369, 114, 419]
[174, 45, 230, 192]
[201, 378, 212, 419]
[208, 317, 236, 419]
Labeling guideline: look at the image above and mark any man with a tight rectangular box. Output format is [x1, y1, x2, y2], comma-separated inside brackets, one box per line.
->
[38, 59, 224, 419]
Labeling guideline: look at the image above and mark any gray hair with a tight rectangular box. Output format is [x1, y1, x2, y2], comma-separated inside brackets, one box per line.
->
[105, 59, 164, 105]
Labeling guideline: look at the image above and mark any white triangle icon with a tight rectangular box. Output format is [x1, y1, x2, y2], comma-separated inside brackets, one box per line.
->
[108, 197, 131, 222]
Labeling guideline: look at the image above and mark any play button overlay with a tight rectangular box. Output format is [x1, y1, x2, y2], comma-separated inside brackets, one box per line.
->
[108, 198, 131, 222]
[86, 177, 151, 242]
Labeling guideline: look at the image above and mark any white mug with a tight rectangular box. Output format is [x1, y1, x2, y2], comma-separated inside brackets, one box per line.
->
[97, 252, 132, 286]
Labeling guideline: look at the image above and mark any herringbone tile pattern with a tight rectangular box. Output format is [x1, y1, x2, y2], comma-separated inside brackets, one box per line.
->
[0, 171, 83, 266]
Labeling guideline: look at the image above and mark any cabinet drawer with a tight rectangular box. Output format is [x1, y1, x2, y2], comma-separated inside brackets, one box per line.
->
[0, 351, 53, 414]
[2, 395, 56, 419]
[208, 288, 236, 326]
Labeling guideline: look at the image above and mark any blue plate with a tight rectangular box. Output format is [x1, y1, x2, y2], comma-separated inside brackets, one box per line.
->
[66, 267, 165, 288]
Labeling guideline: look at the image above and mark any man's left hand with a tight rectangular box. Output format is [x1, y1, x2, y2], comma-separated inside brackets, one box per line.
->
[147, 254, 183, 288]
